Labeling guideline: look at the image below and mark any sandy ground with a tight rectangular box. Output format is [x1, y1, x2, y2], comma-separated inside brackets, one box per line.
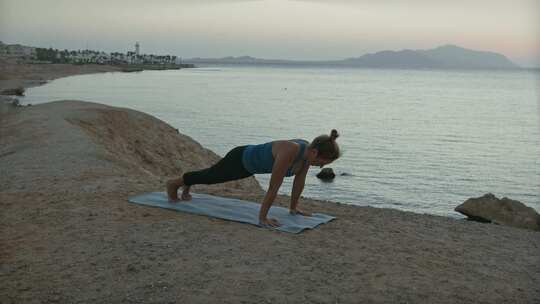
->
[1, 64, 539, 304]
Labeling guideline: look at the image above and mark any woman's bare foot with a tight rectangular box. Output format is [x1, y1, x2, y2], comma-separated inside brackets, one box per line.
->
[166, 178, 182, 202]
[181, 186, 192, 201]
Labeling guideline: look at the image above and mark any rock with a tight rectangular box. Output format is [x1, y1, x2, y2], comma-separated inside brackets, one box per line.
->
[1, 87, 25, 96]
[455, 193, 540, 231]
[316, 168, 335, 180]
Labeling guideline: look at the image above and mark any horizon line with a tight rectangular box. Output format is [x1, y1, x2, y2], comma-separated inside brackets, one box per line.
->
[2, 40, 539, 68]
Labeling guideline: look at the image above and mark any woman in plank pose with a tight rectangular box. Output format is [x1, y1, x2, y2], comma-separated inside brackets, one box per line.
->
[167, 129, 341, 227]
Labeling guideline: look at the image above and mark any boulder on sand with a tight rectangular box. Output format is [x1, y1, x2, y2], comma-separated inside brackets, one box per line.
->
[1, 87, 25, 96]
[455, 193, 540, 231]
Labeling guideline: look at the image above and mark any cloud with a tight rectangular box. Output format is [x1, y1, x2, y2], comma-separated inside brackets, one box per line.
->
[288, 0, 540, 12]
[82, 0, 262, 6]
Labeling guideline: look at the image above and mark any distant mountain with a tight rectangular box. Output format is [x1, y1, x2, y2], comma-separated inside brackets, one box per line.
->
[419, 45, 518, 69]
[341, 45, 517, 69]
[185, 45, 519, 69]
[340, 49, 438, 68]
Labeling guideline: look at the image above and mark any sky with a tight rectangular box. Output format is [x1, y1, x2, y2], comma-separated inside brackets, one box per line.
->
[1, 0, 539, 67]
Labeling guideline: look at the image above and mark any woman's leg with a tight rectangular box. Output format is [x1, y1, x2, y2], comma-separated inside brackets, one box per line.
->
[166, 146, 252, 201]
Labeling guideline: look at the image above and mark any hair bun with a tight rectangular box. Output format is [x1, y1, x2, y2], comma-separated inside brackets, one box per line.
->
[330, 129, 339, 141]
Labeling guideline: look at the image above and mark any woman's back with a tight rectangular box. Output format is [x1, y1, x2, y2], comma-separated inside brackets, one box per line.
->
[242, 139, 308, 176]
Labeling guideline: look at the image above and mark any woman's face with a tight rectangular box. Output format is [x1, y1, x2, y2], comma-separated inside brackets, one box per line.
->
[306, 148, 334, 167]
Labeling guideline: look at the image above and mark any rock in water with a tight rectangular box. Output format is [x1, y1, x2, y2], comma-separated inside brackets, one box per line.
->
[455, 193, 540, 231]
[316, 168, 336, 181]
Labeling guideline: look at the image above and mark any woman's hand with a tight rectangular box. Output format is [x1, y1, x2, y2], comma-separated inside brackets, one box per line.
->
[259, 217, 281, 228]
[289, 208, 312, 216]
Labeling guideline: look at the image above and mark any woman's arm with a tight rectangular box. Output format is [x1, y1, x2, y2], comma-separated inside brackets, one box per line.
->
[290, 163, 310, 214]
[259, 144, 297, 227]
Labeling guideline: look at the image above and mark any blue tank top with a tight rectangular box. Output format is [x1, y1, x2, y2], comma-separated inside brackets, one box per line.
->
[242, 139, 308, 176]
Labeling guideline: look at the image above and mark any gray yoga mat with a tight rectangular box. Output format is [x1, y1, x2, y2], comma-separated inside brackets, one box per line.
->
[128, 192, 335, 234]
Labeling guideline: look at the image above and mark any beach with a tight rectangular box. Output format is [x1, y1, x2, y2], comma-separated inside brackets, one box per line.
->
[0, 60, 122, 93]
[1, 63, 539, 303]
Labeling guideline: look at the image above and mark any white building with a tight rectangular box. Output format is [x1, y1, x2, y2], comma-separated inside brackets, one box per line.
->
[0, 41, 36, 59]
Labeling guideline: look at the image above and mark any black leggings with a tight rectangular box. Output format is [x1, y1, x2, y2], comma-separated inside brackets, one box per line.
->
[183, 145, 253, 186]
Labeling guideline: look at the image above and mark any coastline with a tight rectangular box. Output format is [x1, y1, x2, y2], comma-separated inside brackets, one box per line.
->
[0, 62, 124, 93]
[0, 61, 194, 100]
[1, 63, 539, 303]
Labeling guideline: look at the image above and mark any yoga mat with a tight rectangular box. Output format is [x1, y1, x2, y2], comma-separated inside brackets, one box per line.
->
[128, 192, 335, 234]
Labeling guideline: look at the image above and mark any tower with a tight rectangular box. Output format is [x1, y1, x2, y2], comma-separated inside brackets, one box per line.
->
[135, 42, 140, 56]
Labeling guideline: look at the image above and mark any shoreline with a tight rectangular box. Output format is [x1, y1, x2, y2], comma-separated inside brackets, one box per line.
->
[2, 62, 537, 219]
[0, 61, 194, 99]
[1, 62, 539, 303]
[0, 62, 123, 92]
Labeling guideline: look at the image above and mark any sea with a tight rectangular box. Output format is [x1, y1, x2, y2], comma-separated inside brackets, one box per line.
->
[20, 65, 540, 218]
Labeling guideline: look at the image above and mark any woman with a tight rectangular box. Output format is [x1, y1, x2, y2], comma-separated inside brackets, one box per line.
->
[167, 129, 341, 228]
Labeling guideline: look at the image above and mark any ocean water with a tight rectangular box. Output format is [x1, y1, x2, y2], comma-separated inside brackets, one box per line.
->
[21, 66, 540, 217]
